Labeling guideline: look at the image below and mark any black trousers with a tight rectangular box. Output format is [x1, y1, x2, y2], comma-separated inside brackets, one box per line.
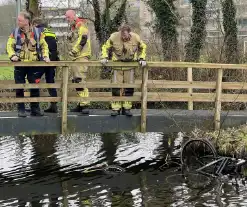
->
[36, 66, 57, 97]
[14, 66, 41, 111]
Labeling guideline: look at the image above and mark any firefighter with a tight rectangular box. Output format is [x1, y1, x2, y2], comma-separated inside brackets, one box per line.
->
[32, 18, 59, 113]
[65, 10, 92, 115]
[6, 11, 50, 117]
[100, 24, 147, 116]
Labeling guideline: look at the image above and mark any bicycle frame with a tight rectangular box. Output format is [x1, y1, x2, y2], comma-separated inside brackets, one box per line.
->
[195, 157, 246, 177]
[194, 157, 228, 177]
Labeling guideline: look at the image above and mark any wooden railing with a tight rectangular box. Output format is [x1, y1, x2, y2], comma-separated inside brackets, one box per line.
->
[0, 60, 247, 134]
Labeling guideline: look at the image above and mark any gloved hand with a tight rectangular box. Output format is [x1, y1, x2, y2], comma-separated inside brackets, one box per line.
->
[100, 58, 108, 65]
[43, 56, 50, 62]
[11, 55, 19, 62]
[139, 59, 147, 67]
[69, 50, 77, 57]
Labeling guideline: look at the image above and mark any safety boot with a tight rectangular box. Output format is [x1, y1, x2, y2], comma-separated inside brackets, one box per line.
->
[44, 102, 58, 113]
[122, 108, 133, 117]
[111, 110, 120, 116]
[18, 110, 27, 118]
[30, 107, 44, 116]
[81, 105, 89, 115]
[17, 103, 27, 117]
[70, 104, 82, 112]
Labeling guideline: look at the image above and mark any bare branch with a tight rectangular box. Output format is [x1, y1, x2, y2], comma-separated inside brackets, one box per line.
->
[109, 0, 118, 7]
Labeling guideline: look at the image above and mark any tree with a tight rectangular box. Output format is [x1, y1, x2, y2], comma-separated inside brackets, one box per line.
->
[89, 0, 128, 46]
[25, 0, 40, 18]
[146, 0, 179, 61]
[222, 0, 239, 64]
[185, 0, 207, 62]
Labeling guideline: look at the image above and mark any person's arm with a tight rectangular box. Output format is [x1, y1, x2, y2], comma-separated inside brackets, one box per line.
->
[71, 23, 88, 54]
[39, 32, 49, 58]
[101, 36, 113, 59]
[6, 31, 16, 60]
[137, 36, 147, 60]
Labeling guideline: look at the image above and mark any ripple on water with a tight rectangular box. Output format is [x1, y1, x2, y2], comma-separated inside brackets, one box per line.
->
[1, 133, 247, 206]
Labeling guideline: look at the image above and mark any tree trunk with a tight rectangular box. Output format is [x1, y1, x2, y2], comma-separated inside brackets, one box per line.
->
[26, 0, 40, 19]
[222, 0, 239, 64]
[185, 0, 207, 62]
[92, 0, 127, 46]
[147, 0, 179, 61]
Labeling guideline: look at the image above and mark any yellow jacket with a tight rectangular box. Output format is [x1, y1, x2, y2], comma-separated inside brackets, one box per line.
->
[101, 32, 147, 61]
[68, 18, 91, 60]
[6, 27, 49, 62]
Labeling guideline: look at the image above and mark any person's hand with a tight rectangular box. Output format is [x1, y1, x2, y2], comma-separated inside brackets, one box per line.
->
[100, 58, 108, 65]
[43, 56, 50, 62]
[11, 55, 19, 62]
[69, 50, 77, 57]
[139, 59, 147, 67]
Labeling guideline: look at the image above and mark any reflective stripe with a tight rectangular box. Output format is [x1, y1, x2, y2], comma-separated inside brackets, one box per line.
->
[14, 28, 19, 41]
[34, 27, 40, 50]
[44, 32, 56, 38]
[14, 28, 21, 55]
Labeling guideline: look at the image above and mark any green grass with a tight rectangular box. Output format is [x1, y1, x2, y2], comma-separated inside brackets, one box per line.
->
[0, 54, 14, 80]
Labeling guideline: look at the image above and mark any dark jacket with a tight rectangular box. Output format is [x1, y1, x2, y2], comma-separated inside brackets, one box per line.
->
[37, 25, 59, 61]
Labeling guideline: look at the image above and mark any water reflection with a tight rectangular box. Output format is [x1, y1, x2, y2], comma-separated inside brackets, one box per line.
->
[0, 133, 247, 206]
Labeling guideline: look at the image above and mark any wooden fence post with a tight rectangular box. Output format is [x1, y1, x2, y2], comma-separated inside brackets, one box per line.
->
[141, 66, 148, 133]
[61, 66, 69, 135]
[187, 67, 193, 110]
[214, 68, 223, 130]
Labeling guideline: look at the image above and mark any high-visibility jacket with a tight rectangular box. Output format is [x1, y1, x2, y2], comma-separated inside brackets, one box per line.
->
[101, 32, 147, 62]
[6, 27, 49, 62]
[67, 18, 91, 59]
[39, 27, 59, 61]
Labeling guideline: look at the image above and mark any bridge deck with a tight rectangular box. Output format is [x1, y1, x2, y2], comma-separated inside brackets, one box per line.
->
[0, 109, 246, 135]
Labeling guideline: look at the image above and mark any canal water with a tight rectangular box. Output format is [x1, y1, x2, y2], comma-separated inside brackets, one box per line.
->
[0, 133, 247, 206]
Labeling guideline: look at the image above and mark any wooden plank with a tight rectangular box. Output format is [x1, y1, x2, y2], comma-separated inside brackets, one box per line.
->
[0, 91, 112, 97]
[0, 97, 60, 103]
[1, 79, 247, 90]
[214, 68, 223, 130]
[68, 96, 141, 102]
[0, 83, 61, 89]
[0, 92, 247, 103]
[0, 60, 247, 70]
[61, 67, 69, 135]
[187, 67, 193, 110]
[68, 83, 141, 89]
[0, 61, 138, 67]
[141, 66, 148, 133]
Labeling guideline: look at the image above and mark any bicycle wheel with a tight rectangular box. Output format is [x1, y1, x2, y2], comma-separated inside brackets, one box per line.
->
[181, 139, 217, 176]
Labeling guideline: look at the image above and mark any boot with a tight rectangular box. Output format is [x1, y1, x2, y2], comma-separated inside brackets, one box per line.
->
[70, 104, 82, 112]
[30, 107, 44, 116]
[17, 103, 27, 117]
[122, 108, 133, 117]
[18, 110, 27, 118]
[44, 102, 58, 113]
[81, 105, 89, 115]
[111, 110, 120, 116]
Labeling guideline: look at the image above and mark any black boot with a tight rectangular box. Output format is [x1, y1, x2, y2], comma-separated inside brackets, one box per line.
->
[70, 104, 81, 112]
[111, 110, 120, 116]
[122, 108, 133, 117]
[44, 102, 58, 113]
[17, 103, 27, 117]
[81, 105, 89, 115]
[18, 110, 27, 117]
[30, 106, 44, 116]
